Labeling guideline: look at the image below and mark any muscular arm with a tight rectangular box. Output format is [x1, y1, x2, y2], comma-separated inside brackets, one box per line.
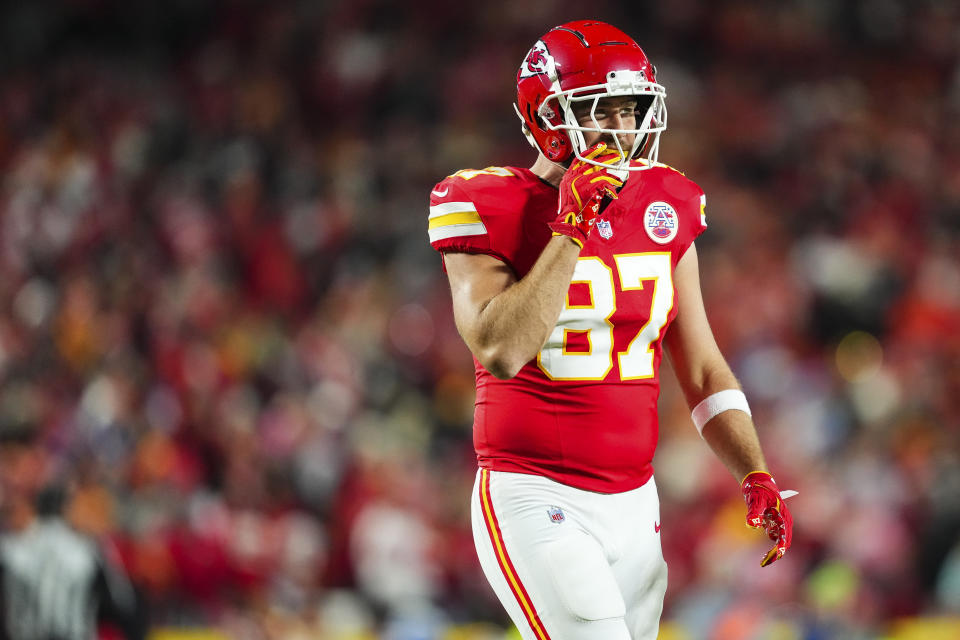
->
[443, 235, 581, 379]
[663, 244, 768, 481]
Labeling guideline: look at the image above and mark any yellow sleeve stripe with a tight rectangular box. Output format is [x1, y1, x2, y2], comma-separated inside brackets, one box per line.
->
[427, 201, 487, 243]
[428, 210, 483, 229]
[700, 194, 708, 227]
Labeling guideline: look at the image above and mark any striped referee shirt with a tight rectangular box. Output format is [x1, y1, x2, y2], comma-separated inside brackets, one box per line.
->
[0, 517, 138, 640]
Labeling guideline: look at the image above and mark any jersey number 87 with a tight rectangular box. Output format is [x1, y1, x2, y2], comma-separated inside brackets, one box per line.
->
[538, 252, 673, 381]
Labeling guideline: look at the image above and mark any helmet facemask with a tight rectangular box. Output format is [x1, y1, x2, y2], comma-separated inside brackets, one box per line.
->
[542, 70, 667, 172]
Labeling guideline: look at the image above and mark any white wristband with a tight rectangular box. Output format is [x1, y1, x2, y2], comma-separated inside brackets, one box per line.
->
[691, 389, 752, 436]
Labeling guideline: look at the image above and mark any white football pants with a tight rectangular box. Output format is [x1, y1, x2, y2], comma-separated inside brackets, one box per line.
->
[471, 469, 668, 640]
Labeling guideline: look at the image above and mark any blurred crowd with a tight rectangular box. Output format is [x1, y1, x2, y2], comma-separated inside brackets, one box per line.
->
[0, 1, 958, 638]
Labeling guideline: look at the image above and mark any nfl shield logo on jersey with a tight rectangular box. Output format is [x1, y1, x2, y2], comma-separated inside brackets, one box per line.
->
[547, 506, 566, 524]
[644, 201, 679, 244]
[596, 219, 613, 239]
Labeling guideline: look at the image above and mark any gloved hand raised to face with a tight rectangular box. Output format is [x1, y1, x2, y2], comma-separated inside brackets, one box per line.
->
[548, 142, 624, 247]
[741, 470, 795, 567]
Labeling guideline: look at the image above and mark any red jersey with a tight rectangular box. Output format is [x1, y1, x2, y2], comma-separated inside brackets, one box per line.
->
[428, 164, 708, 493]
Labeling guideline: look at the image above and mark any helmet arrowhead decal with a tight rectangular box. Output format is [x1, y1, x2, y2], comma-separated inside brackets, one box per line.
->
[518, 40, 557, 80]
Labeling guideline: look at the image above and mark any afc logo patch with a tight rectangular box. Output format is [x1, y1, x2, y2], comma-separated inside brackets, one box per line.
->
[644, 201, 679, 244]
[547, 506, 566, 524]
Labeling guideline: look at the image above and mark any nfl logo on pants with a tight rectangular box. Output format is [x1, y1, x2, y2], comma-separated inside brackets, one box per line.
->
[547, 506, 565, 523]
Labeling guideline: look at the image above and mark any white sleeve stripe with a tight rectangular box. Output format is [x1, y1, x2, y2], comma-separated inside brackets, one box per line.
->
[428, 222, 488, 242]
[429, 201, 478, 219]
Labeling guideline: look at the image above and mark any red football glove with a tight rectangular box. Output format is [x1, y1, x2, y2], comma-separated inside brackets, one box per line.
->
[548, 143, 625, 246]
[740, 471, 794, 567]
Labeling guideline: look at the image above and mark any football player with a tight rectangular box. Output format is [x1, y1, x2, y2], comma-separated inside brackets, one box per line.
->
[427, 20, 794, 640]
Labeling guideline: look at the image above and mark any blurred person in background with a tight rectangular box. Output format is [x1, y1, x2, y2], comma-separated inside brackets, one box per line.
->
[0, 423, 146, 640]
[428, 20, 794, 640]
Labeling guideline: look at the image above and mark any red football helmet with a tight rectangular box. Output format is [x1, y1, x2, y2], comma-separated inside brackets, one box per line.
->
[515, 20, 666, 171]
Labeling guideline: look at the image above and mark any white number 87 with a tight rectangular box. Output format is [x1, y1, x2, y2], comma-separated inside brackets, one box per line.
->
[537, 252, 674, 381]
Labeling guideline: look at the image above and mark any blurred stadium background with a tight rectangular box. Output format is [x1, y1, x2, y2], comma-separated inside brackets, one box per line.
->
[0, 0, 958, 638]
